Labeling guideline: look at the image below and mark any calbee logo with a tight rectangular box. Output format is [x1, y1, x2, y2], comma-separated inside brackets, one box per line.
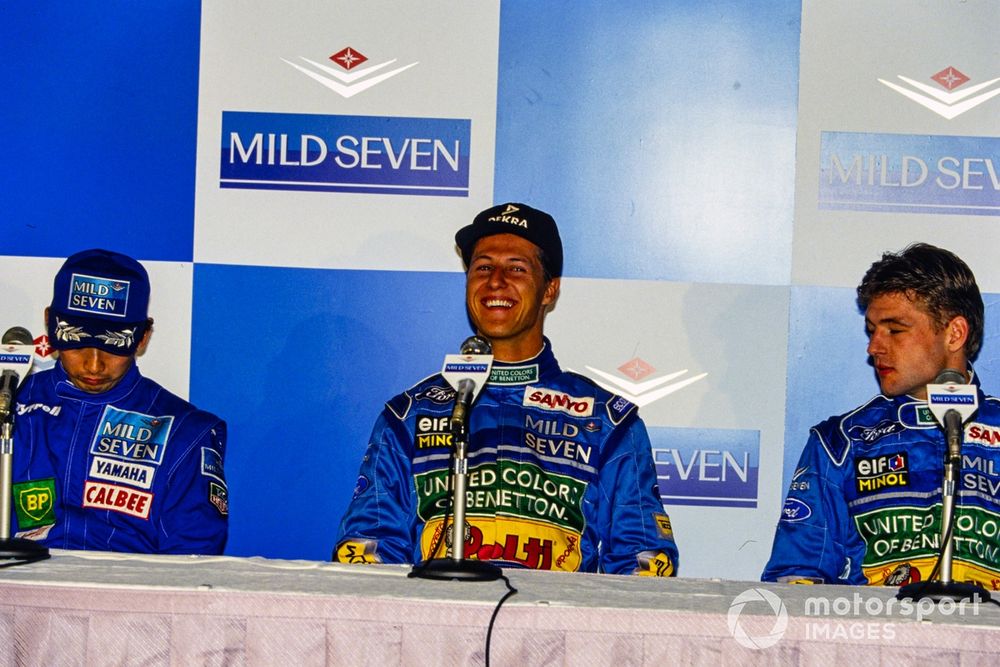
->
[878, 66, 1000, 119]
[283, 46, 418, 99]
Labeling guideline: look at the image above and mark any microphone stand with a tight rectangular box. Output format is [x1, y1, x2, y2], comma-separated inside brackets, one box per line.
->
[898, 413, 989, 603]
[409, 393, 501, 582]
[0, 417, 51, 564]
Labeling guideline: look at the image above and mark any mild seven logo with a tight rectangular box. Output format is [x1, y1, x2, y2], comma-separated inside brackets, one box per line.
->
[220, 111, 470, 197]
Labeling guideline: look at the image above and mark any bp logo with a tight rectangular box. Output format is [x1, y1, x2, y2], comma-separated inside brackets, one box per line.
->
[13, 478, 57, 529]
[727, 587, 788, 649]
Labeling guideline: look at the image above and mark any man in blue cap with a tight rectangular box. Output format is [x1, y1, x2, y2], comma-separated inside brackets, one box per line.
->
[9, 249, 228, 554]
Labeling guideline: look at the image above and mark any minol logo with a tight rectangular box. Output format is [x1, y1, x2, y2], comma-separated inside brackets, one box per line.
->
[220, 111, 470, 197]
[67, 273, 129, 318]
[855, 452, 909, 494]
[415, 414, 452, 449]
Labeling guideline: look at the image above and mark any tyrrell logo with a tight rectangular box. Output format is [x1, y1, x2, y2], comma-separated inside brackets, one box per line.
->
[878, 66, 1000, 120]
[283, 46, 419, 99]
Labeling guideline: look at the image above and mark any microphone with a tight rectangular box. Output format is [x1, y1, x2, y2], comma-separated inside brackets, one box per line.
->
[441, 336, 493, 436]
[0, 327, 35, 422]
[926, 369, 978, 463]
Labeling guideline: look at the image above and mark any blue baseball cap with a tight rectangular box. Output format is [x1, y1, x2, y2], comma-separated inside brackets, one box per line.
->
[47, 249, 151, 356]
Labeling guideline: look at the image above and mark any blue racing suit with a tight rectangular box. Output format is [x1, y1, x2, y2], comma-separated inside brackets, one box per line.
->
[9, 362, 228, 554]
[334, 341, 678, 575]
[763, 372, 1000, 588]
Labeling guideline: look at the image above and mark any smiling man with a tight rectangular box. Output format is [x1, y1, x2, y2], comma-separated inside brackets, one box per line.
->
[334, 203, 679, 575]
[763, 243, 1000, 587]
[8, 249, 228, 554]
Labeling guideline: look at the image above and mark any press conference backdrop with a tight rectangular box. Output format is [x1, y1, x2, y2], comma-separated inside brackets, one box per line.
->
[2, 1, 998, 580]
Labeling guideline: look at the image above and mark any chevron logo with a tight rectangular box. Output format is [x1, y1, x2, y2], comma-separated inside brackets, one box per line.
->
[877, 66, 1000, 120]
[283, 47, 418, 99]
[570, 359, 707, 408]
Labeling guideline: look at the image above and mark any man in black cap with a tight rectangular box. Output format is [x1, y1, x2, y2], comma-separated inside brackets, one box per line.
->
[8, 249, 228, 554]
[334, 203, 679, 575]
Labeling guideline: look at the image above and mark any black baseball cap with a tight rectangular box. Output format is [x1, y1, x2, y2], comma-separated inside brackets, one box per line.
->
[455, 202, 563, 278]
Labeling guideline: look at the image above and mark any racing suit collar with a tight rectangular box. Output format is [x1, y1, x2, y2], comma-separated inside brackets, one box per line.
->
[53, 360, 142, 403]
[486, 337, 561, 386]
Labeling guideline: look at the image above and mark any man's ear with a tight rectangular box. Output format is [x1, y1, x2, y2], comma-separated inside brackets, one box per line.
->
[946, 315, 969, 353]
[543, 277, 561, 307]
[135, 319, 154, 357]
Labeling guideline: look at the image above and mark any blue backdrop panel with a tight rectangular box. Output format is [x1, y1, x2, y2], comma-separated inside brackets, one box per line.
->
[190, 263, 471, 559]
[494, 0, 800, 285]
[1, 2, 201, 261]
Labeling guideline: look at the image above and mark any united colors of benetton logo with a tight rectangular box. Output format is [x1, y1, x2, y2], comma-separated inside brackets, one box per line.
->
[283, 46, 418, 99]
[878, 66, 1000, 120]
[67, 273, 130, 318]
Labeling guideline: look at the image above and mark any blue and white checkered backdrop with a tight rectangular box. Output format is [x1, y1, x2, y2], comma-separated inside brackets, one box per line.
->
[2, 1, 998, 580]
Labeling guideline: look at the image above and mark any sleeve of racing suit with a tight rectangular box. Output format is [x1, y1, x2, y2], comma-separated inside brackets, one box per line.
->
[761, 427, 865, 584]
[597, 414, 679, 576]
[158, 419, 229, 555]
[333, 410, 417, 565]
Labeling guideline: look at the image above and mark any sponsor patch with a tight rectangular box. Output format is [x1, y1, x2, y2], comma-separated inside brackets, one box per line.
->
[790, 466, 811, 492]
[884, 562, 921, 586]
[89, 406, 173, 466]
[352, 475, 370, 498]
[653, 512, 673, 539]
[413, 385, 455, 404]
[335, 538, 381, 564]
[415, 414, 453, 449]
[966, 423, 1000, 448]
[89, 456, 155, 490]
[636, 550, 674, 577]
[15, 402, 61, 417]
[67, 273, 130, 318]
[523, 387, 594, 417]
[915, 406, 937, 426]
[83, 480, 153, 519]
[849, 419, 902, 445]
[781, 498, 812, 522]
[855, 452, 908, 493]
[209, 482, 229, 516]
[607, 395, 634, 424]
[489, 364, 539, 385]
[13, 478, 56, 529]
[201, 446, 226, 482]
[15, 524, 54, 541]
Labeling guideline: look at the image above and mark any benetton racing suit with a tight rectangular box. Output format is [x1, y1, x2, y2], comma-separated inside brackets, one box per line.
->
[334, 341, 679, 575]
[763, 372, 1000, 588]
[9, 361, 228, 554]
